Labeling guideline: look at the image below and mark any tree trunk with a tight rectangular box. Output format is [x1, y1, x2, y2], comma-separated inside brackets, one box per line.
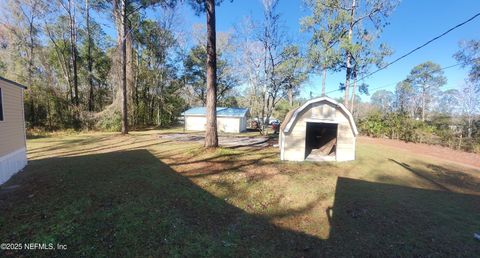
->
[344, 0, 356, 109]
[28, 17, 35, 126]
[261, 26, 269, 135]
[95, 0, 133, 129]
[121, 0, 128, 134]
[288, 87, 293, 106]
[421, 88, 426, 122]
[204, 0, 218, 147]
[86, 0, 94, 111]
[69, 0, 79, 106]
[344, 54, 351, 109]
[321, 63, 327, 96]
[467, 116, 472, 138]
[158, 72, 164, 127]
[150, 97, 155, 123]
[350, 67, 357, 113]
[459, 133, 463, 149]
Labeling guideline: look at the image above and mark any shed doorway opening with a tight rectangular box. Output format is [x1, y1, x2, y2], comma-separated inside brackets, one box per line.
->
[305, 122, 338, 161]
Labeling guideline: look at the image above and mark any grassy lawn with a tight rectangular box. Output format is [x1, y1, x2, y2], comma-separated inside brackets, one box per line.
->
[1, 130, 479, 257]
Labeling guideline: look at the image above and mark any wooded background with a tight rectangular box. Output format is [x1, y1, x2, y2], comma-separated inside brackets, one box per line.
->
[0, 0, 479, 151]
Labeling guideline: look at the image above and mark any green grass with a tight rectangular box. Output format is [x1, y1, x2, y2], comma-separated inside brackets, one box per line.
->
[1, 131, 479, 257]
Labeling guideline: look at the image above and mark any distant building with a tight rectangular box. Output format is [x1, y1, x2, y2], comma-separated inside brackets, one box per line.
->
[280, 96, 358, 162]
[0, 76, 28, 185]
[182, 107, 249, 133]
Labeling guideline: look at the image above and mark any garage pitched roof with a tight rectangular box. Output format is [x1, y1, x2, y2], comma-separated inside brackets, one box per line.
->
[282, 96, 358, 136]
[182, 107, 249, 118]
[0, 76, 28, 89]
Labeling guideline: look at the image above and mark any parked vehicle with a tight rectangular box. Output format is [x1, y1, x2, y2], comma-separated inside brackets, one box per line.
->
[269, 119, 280, 125]
[271, 121, 280, 134]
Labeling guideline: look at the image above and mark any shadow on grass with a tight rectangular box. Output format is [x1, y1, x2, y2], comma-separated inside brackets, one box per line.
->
[389, 158, 480, 193]
[28, 135, 178, 160]
[1, 151, 479, 257]
[26, 134, 50, 140]
[329, 177, 480, 257]
[389, 159, 451, 191]
[1, 150, 325, 257]
[28, 136, 112, 155]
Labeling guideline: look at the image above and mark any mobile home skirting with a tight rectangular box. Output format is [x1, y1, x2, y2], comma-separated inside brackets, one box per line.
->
[0, 147, 27, 185]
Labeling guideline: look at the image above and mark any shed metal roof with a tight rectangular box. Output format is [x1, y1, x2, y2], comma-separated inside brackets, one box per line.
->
[182, 107, 249, 118]
[282, 96, 358, 136]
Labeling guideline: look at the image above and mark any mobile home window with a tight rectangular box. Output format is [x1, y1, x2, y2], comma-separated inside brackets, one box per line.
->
[0, 88, 3, 121]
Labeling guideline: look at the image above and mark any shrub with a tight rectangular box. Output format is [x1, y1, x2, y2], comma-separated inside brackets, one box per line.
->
[358, 112, 387, 137]
[358, 110, 480, 153]
[96, 110, 122, 132]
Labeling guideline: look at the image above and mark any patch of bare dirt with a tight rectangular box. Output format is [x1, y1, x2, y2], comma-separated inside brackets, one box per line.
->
[359, 136, 480, 169]
[158, 133, 270, 148]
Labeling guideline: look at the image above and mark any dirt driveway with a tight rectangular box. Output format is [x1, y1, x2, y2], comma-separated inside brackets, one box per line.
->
[359, 136, 480, 169]
[158, 133, 271, 148]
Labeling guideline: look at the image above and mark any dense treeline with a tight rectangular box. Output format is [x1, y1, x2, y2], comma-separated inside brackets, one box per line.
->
[0, 0, 311, 135]
[0, 0, 189, 131]
[0, 0, 478, 151]
[0, 0, 397, 132]
[357, 58, 480, 153]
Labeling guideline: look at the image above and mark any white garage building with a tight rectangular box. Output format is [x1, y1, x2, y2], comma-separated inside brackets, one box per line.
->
[182, 107, 249, 133]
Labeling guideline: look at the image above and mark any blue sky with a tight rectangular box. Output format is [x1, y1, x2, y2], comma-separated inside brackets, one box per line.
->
[176, 0, 480, 101]
[97, 0, 480, 101]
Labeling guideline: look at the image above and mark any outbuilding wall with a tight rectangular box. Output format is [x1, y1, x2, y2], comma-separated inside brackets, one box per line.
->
[185, 115, 245, 133]
[0, 79, 27, 184]
[239, 117, 247, 132]
[280, 99, 356, 162]
[0, 80, 26, 157]
[185, 116, 207, 131]
[218, 117, 241, 133]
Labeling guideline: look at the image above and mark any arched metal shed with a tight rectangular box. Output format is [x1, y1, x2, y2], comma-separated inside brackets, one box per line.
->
[279, 97, 358, 162]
